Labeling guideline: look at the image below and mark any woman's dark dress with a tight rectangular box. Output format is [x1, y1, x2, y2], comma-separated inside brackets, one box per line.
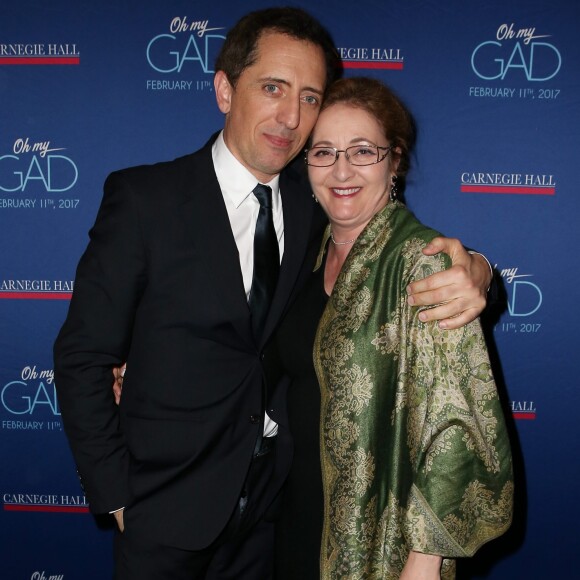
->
[273, 258, 328, 579]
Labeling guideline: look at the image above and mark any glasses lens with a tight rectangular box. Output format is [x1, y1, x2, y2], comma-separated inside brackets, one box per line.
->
[307, 147, 336, 167]
[347, 145, 379, 166]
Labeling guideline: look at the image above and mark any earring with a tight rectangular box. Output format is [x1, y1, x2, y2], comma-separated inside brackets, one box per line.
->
[312, 193, 319, 204]
[390, 176, 399, 202]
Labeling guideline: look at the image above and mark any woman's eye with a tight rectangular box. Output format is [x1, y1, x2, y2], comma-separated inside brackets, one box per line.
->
[354, 147, 376, 157]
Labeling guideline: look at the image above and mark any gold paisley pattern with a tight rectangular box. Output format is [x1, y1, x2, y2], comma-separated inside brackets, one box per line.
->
[315, 203, 513, 579]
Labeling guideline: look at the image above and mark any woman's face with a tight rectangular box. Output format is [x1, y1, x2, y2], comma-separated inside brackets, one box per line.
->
[307, 103, 397, 237]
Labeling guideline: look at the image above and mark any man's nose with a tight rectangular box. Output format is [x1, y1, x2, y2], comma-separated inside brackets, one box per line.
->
[276, 97, 300, 130]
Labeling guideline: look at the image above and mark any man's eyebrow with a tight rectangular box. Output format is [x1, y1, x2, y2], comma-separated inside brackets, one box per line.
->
[258, 76, 289, 86]
[304, 85, 324, 96]
[258, 76, 324, 96]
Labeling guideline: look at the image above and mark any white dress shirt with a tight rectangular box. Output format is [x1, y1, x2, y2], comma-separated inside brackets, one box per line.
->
[212, 131, 283, 437]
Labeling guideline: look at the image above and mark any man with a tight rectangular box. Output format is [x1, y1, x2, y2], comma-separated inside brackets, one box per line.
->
[54, 7, 491, 579]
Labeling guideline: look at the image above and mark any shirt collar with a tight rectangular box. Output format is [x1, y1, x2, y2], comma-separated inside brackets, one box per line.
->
[212, 131, 280, 208]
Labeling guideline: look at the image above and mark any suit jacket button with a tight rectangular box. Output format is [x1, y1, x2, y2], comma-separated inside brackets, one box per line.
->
[249, 415, 260, 424]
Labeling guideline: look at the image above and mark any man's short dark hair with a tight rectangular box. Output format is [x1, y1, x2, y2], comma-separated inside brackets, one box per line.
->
[215, 7, 341, 89]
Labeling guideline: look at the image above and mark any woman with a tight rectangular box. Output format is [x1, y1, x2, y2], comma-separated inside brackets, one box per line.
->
[273, 78, 513, 579]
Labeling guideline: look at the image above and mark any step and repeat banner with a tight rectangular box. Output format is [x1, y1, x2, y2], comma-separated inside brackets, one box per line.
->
[1, 1, 578, 578]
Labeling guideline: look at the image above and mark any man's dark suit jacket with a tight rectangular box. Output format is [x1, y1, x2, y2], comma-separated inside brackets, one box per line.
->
[54, 135, 325, 551]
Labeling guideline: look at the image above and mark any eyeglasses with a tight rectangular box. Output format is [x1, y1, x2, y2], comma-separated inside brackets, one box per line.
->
[305, 144, 393, 167]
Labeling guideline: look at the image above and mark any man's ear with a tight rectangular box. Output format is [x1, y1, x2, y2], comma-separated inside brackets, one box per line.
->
[214, 70, 233, 114]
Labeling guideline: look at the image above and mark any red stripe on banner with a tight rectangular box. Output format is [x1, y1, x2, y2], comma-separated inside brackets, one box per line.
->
[342, 61, 404, 70]
[0, 292, 72, 300]
[4, 505, 89, 513]
[513, 412, 536, 420]
[461, 185, 555, 195]
[0, 57, 80, 65]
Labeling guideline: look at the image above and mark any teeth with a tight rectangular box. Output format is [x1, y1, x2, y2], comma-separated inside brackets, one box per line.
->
[332, 188, 359, 196]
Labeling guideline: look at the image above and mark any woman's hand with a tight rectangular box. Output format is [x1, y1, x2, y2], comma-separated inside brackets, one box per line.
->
[406, 236, 492, 329]
[400, 551, 442, 580]
[112, 364, 126, 405]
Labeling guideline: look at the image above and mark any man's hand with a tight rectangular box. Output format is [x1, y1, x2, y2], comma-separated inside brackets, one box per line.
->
[113, 508, 125, 532]
[407, 237, 491, 330]
[112, 364, 126, 405]
[400, 551, 442, 580]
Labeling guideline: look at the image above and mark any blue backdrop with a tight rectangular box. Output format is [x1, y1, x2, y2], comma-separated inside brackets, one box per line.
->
[1, 1, 578, 577]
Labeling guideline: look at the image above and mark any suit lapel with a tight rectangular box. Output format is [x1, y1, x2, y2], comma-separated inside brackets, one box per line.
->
[178, 138, 254, 349]
[261, 164, 315, 347]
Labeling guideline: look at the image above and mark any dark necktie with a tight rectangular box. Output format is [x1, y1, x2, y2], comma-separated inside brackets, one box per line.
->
[248, 184, 280, 341]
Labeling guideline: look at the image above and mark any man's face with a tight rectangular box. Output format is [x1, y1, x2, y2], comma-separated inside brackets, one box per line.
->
[215, 32, 327, 183]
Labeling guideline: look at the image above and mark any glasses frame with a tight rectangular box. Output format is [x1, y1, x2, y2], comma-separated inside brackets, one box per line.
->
[304, 144, 393, 167]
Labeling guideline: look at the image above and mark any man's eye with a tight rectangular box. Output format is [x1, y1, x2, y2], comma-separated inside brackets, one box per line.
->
[303, 95, 319, 105]
[264, 84, 279, 94]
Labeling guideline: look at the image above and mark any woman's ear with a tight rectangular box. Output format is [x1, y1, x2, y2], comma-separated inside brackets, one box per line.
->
[214, 70, 233, 114]
[390, 146, 402, 173]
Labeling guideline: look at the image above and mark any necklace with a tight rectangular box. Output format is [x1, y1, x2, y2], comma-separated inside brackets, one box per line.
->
[330, 230, 356, 246]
